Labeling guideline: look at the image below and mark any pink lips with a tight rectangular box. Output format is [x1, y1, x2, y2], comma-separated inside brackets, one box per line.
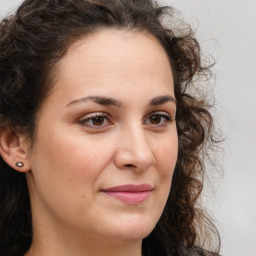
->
[101, 184, 153, 205]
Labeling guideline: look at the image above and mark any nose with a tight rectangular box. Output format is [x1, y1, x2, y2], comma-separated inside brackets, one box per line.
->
[114, 124, 155, 172]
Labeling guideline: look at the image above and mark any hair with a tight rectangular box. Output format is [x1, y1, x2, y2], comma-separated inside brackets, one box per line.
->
[0, 0, 220, 255]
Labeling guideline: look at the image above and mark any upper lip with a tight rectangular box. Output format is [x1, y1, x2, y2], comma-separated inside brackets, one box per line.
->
[101, 184, 153, 192]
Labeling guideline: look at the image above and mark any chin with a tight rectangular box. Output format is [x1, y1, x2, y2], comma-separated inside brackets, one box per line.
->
[105, 214, 157, 241]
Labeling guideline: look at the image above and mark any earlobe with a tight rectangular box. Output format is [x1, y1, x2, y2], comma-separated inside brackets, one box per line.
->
[0, 128, 31, 173]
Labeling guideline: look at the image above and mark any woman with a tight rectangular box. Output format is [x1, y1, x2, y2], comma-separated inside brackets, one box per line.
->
[0, 0, 220, 255]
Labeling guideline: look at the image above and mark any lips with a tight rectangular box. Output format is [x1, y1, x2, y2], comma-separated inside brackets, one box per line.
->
[101, 184, 153, 205]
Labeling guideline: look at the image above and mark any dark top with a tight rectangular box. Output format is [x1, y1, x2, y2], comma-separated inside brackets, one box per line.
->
[182, 247, 220, 256]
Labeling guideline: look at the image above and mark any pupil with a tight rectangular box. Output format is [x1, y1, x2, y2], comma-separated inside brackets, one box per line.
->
[150, 115, 161, 124]
[93, 117, 104, 126]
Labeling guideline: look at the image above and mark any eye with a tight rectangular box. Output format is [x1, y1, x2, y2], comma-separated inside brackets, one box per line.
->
[144, 112, 172, 126]
[78, 113, 112, 128]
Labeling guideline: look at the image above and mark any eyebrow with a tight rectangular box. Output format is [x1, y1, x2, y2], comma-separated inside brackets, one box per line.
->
[66, 96, 122, 107]
[65, 94, 176, 108]
[149, 95, 176, 106]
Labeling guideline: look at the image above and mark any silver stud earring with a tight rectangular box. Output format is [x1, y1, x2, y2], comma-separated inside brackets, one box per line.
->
[15, 162, 24, 167]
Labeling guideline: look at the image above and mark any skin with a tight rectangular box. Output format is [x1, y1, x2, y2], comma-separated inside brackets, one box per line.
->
[19, 29, 178, 256]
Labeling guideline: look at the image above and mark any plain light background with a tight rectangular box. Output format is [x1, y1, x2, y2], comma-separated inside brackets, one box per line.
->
[164, 1, 256, 256]
[1, 0, 256, 255]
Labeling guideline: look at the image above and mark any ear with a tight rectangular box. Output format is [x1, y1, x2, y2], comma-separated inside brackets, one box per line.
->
[0, 128, 31, 173]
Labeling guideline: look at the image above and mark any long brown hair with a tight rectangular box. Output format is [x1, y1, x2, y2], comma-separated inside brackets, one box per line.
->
[0, 0, 220, 255]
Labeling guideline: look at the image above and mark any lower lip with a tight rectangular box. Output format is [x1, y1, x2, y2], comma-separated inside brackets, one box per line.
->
[102, 191, 151, 205]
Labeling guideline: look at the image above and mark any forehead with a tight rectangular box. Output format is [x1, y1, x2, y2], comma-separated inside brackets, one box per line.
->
[57, 29, 172, 80]
[44, 29, 174, 108]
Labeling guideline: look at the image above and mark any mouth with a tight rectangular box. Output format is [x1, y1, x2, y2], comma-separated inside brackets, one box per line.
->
[100, 184, 153, 205]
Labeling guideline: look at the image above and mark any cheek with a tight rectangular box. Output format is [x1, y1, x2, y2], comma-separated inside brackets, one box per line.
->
[148, 137, 178, 224]
[38, 135, 111, 187]
[154, 136, 178, 207]
[155, 138, 178, 177]
[28, 131, 115, 223]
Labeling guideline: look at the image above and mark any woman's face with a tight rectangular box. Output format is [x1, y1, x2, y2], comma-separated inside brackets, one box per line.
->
[26, 29, 178, 243]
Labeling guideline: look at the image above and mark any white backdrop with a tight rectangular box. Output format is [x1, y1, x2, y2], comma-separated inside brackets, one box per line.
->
[165, 1, 256, 256]
[1, 0, 256, 255]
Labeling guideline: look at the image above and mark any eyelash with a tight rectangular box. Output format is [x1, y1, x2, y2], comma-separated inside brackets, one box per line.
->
[144, 112, 172, 125]
[78, 111, 172, 129]
[78, 112, 112, 129]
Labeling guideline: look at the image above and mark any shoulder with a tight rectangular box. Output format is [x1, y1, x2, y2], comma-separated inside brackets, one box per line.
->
[180, 246, 221, 256]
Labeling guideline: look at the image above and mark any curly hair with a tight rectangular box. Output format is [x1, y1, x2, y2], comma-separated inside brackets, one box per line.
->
[0, 0, 220, 255]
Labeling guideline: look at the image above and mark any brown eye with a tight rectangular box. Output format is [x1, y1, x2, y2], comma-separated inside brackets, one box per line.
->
[149, 115, 162, 124]
[79, 113, 112, 129]
[92, 117, 105, 126]
[144, 112, 171, 126]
